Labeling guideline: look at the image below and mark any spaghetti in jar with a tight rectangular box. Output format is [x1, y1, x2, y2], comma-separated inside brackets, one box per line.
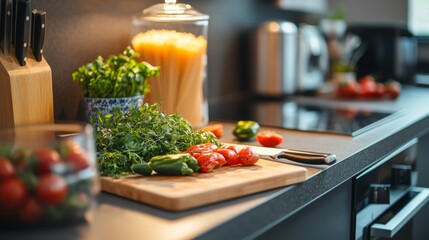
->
[131, 1, 209, 128]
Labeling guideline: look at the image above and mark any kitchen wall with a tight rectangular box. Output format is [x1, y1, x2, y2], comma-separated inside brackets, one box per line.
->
[31, 0, 305, 121]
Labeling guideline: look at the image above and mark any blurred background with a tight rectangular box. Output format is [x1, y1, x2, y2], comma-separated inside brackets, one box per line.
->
[31, 0, 429, 121]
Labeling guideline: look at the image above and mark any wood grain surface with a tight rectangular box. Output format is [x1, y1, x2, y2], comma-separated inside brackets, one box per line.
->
[100, 159, 307, 211]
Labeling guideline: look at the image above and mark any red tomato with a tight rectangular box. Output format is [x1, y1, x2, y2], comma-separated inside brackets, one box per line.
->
[215, 148, 240, 166]
[0, 178, 28, 210]
[337, 80, 361, 98]
[0, 157, 15, 179]
[199, 160, 219, 173]
[221, 145, 240, 154]
[36, 174, 68, 205]
[373, 83, 385, 98]
[186, 143, 218, 159]
[256, 131, 284, 147]
[197, 152, 226, 172]
[384, 80, 401, 99]
[18, 197, 43, 223]
[201, 124, 224, 138]
[359, 75, 377, 97]
[238, 147, 259, 165]
[62, 142, 90, 171]
[33, 147, 61, 174]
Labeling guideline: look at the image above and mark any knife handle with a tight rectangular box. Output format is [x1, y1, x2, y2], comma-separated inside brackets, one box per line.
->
[14, 0, 30, 66]
[31, 10, 45, 61]
[0, 0, 11, 55]
[277, 149, 337, 165]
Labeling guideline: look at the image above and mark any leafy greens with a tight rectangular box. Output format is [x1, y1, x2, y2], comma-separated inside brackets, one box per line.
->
[72, 46, 160, 98]
[93, 103, 219, 178]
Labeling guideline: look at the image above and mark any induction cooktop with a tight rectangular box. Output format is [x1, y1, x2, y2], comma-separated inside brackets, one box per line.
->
[213, 100, 402, 137]
[255, 102, 403, 136]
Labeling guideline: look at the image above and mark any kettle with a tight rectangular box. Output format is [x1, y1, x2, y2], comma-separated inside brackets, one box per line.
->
[253, 21, 328, 97]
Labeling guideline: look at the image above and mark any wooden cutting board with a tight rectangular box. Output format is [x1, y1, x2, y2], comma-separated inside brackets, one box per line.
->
[100, 159, 307, 211]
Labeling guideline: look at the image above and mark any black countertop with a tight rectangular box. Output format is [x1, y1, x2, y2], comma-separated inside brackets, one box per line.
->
[2, 86, 429, 240]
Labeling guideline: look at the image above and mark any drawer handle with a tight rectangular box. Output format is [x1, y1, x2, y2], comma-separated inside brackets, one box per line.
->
[370, 187, 429, 238]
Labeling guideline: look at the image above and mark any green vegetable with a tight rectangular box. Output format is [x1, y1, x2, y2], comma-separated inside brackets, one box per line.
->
[149, 153, 199, 176]
[94, 103, 219, 178]
[131, 162, 152, 176]
[72, 46, 160, 98]
[232, 120, 260, 141]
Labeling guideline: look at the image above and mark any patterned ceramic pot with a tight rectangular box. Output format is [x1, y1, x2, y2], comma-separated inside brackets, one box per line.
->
[83, 95, 144, 120]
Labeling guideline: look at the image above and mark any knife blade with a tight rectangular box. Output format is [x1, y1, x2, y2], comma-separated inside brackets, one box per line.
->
[248, 145, 337, 169]
[14, 0, 30, 66]
[31, 10, 44, 61]
[0, 0, 11, 55]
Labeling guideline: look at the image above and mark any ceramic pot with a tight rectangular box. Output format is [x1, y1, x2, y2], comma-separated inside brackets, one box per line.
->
[83, 95, 144, 120]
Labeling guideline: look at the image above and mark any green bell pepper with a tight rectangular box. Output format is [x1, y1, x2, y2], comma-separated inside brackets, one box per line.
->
[232, 120, 260, 141]
[149, 153, 199, 176]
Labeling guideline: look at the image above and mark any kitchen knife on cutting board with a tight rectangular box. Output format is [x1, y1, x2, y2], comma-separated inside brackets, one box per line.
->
[0, 0, 12, 55]
[31, 10, 45, 61]
[14, 0, 30, 66]
[234, 144, 337, 169]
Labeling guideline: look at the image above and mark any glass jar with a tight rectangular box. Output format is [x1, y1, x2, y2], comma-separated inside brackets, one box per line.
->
[131, 0, 209, 128]
[0, 123, 99, 228]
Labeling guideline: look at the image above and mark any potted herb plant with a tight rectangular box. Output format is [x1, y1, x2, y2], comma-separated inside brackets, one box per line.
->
[72, 46, 160, 120]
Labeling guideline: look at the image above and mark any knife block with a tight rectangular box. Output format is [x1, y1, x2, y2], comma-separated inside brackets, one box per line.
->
[0, 51, 54, 128]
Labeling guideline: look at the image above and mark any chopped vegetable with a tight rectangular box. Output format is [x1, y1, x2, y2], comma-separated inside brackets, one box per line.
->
[238, 147, 259, 165]
[93, 104, 220, 178]
[232, 120, 260, 141]
[256, 131, 284, 147]
[201, 124, 223, 138]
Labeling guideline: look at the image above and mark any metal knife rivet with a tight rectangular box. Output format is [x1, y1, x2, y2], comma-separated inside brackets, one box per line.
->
[42, 24, 45, 29]
[24, 43, 27, 47]
[26, 16, 30, 21]
[7, 11, 10, 16]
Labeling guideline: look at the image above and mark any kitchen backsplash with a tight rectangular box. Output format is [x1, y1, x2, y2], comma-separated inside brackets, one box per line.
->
[31, 0, 303, 121]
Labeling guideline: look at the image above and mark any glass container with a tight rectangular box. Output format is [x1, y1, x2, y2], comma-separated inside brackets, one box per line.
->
[131, 0, 209, 128]
[0, 123, 99, 228]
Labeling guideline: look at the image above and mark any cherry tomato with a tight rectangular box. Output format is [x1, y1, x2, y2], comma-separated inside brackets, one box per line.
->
[199, 160, 219, 173]
[215, 148, 239, 166]
[18, 197, 43, 223]
[197, 152, 226, 172]
[0, 157, 15, 179]
[256, 131, 284, 147]
[238, 147, 259, 165]
[201, 124, 224, 138]
[0, 178, 28, 210]
[33, 147, 61, 174]
[337, 80, 360, 98]
[186, 143, 218, 159]
[36, 174, 68, 205]
[373, 83, 385, 98]
[221, 145, 240, 154]
[384, 80, 401, 99]
[359, 75, 377, 98]
[62, 142, 90, 171]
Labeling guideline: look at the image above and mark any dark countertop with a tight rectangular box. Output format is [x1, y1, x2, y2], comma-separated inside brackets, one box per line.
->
[2, 86, 429, 240]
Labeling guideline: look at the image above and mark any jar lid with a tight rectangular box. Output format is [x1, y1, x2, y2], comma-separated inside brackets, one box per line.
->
[139, 1, 209, 22]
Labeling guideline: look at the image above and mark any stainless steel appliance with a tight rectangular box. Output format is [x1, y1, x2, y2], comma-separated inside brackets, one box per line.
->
[253, 21, 328, 96]
[254, 21, 298, 96]
[353, 139, 429, 240]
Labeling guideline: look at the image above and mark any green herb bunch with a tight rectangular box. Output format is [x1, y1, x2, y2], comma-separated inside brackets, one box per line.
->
[72, 46, 160, 98]
[93, 103, 219, 178]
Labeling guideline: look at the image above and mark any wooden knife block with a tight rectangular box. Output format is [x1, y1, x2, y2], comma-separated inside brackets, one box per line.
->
[0, 51, 53, 128]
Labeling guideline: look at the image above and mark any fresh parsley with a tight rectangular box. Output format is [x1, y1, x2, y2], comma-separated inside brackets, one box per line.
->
[93, 103, 219, 178]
